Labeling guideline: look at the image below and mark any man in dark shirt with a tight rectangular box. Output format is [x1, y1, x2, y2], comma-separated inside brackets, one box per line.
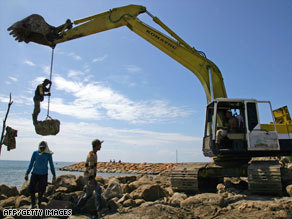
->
[32, 79, 52, 124]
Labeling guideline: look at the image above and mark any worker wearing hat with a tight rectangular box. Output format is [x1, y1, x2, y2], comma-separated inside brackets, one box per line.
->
[32, 79, 52, 125]
[76, 139, 104, 215]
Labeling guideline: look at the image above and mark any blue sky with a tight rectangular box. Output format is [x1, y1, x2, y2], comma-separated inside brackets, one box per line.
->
[0, 0, 291, 163]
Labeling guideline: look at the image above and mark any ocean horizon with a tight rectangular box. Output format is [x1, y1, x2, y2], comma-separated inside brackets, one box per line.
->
[0, 160, 137, 189]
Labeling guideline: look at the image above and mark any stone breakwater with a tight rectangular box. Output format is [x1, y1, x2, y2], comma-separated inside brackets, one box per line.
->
[59, 162, 180, 175]
[1, 174, 292, 218]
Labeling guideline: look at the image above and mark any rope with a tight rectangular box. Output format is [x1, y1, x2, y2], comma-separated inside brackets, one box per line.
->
[46, 47, 55, 119]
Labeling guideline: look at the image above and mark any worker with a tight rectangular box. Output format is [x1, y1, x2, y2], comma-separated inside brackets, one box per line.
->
[76, 139, 103, 216]
[32, 79, 52, 125]
[25, 141, 56, 208]
[215, 110, 238, 147]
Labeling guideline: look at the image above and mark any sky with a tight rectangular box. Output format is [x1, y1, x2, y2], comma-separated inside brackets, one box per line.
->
[0, 0, 291, 163]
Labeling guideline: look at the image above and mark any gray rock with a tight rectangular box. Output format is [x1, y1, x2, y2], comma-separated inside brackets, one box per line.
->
[123, 199, 136, 207]
[116, 176, 137, 184]
[0, 184, 19, 197]
[46, 199, 74, 209]
[19, 181, 30, 196]
[103, 178, 123, 200]
[118, 193, 131, 204]
[120, 183, 131, 194]
[286, 184, 292, 197]
[128, 175, 153, 190]
[76, 175, 85, 190]
[169, 192, 187, 206]
[96, 176, 105, 185]
[54, 174, 77, 192]
[0, 196, 16, 208]
[164, 187, 174, 197]
[15, 195, 30, 208]
[46, 184, 56, 196]
[62, 191, 84, 204]
[0, 194, 7, 201]
[131, 184, 167, 201]
[69, 216, 91, 219]
[181, 193, 226, 209]
[55, 186, 69, 193]
[108, 198, 120, 212]
[217, 183, 226, 194]
[134, 199, 145, 206]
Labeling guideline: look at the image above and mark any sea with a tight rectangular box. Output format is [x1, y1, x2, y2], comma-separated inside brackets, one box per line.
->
[0, 160, 136, 189]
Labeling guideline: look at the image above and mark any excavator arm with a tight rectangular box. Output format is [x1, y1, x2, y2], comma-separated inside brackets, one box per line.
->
[8, 4, 227, 103]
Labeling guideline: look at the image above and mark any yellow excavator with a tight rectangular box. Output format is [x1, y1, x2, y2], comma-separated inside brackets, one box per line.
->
[8, 4, 292, 195]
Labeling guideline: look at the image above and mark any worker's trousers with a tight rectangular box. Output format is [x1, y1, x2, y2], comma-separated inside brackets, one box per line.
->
[77, 178, 101, 211]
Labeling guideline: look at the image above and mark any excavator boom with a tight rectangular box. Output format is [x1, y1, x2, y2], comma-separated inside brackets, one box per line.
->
[7, 4, 226, 103]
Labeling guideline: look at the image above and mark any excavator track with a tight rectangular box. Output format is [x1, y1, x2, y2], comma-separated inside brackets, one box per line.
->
[248, 160, 283, 195]
[170, 162, 207, 193]
[170, 159, 292, 195]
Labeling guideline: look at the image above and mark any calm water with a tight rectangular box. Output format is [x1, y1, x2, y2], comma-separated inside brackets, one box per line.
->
[0, 160, 136, 189]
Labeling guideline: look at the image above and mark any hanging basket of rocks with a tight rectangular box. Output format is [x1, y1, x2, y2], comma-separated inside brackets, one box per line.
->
[34, 117, 60, 136]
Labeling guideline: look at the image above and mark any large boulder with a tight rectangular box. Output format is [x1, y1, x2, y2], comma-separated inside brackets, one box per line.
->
[103, 178, 123, 200]
[107, 198, 120, 212]
[116, 176, 137, 184]
[0, 184, 19, 197]
[0, 196, 16, 208]
[54, 174, 77, 192]
[181, 193, 226, 209]
[128, 175, 153, 191]
[123, 198, 136, 207]
[286, 184, 292, 197]
[130, 184, 167, 201]
[169, 192, 187, 206]
[19, 181, 30, 196]
[76, 175, 86, 191]
[95, 176, 105, 185]
[117, 193, 131, 204]
[154, 174, 171, 188]
[15, 195, 31, 208]
[120, 183, 131, 194]
[45, 184, 56, 196]
[46, 199, 74, 210]
[61, 191, 84, 204]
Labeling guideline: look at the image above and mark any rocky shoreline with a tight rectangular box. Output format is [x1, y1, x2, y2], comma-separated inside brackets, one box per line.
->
[59, 162, 180, 175]
[1, 172, 292, 218]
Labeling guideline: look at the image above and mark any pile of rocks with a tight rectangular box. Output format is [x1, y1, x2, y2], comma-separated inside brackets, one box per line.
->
[0, 173, 292, 218]
[60, 162, 179, 175]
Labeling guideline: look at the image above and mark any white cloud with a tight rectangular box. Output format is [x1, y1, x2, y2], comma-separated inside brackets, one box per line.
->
[92, 54, 108, 62]
[52, 75, 192, 123]
[9, 76, 18, 82]
[23, 60, 36, 67]
[126, 65, 142, 73]
[67, 70, 84, 78]
[0, 114, 204, 162]
[0, 93, 32, 106]
[68, 52, 81, 60]
[56, 49, 82, 61]
[42, 66, 50, 75]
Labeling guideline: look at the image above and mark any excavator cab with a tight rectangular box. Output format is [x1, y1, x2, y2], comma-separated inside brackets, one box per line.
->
[202, 98, 291, 166]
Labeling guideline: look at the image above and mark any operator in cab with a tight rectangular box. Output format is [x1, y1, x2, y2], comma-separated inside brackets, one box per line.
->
[215, 110, 238, 148]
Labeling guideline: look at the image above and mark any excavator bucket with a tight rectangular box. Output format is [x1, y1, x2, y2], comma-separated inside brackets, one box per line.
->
[8, 14, 56, 47]
[8, 14, 71, 47]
